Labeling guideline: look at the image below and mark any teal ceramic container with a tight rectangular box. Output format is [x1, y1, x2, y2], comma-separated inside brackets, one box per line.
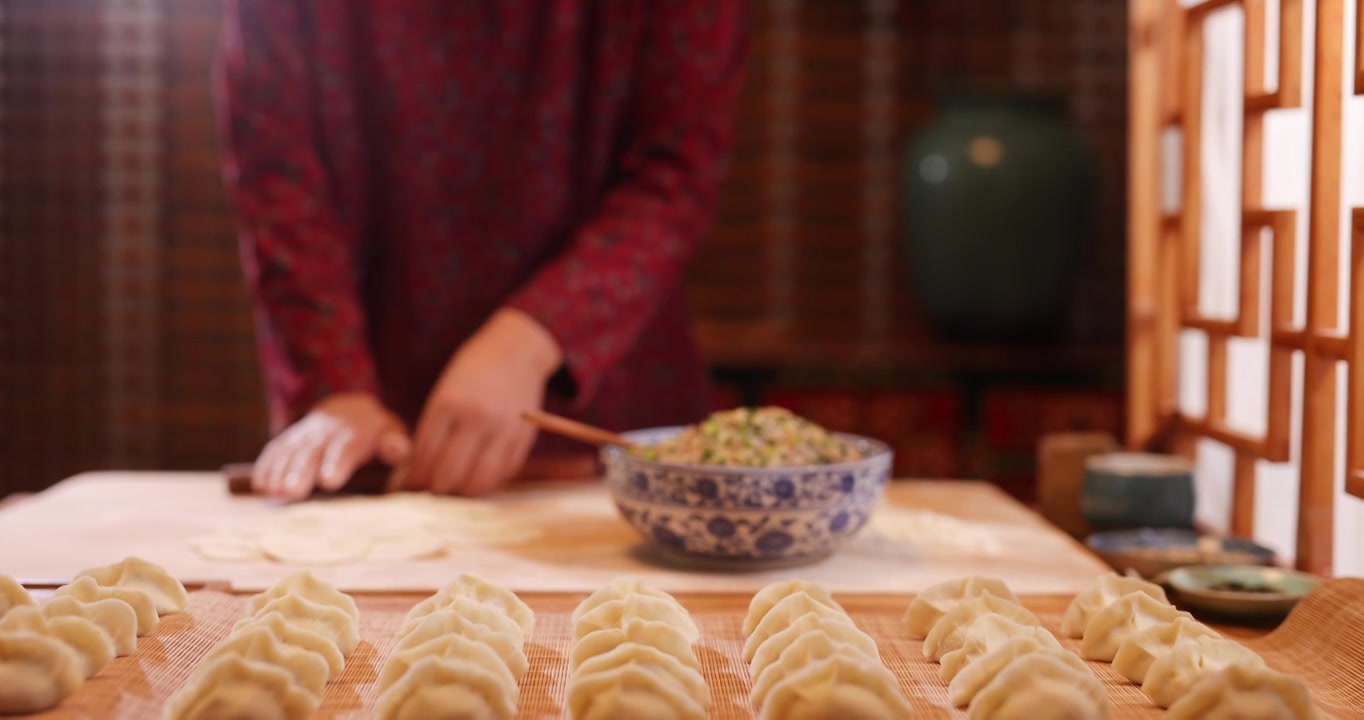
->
[1082, 453, 1197, 532]
[902, 93, 1096, 341]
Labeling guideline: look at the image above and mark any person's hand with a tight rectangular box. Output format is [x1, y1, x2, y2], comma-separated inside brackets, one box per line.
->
[406, 308, 562, 497]
[252, 392, 410, 501]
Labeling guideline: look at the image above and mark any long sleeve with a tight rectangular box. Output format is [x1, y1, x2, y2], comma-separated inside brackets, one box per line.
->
[215, 0, 377, 431]
[505, 1, 749, 407]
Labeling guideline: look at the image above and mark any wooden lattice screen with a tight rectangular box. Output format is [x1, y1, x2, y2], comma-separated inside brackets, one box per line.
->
[1128, 0, 1362, 576]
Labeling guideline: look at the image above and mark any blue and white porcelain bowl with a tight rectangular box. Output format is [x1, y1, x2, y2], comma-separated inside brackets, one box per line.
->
[602, 427, 894, 565]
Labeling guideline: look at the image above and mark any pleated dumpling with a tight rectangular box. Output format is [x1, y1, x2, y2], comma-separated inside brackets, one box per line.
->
[243, 571, 359, 624]
[742, 579, 843, 637]
[743, 591, 855, 662]
[54, 576, 159, 636]
[231, 611, 345, 681]
[574, 642, 710, 706]
[239, 594, 359, 655]
[759, 652, 913, 720]
[402, 574, 533, 636]
[201, 627, 331, 698]
[374, 654, 519, 720]
[967, 651, 1112, 720]
[573, 593, 699, 643]
[1166, 662, 1317, 720]
[1142, 636, 1266, 708]
[566, 662, 706, 720]
[1112, 616, 1220, 683]
[903, 576, 1017, 639]
[948, 636, 1088, 708]
[76, 556, 190, 615]
[750, 631, 879, 708]
[1061, 572, 1168, 638]
[43, 596, 138, 657]
[163, 653, 320, 720]
[395, 607, 528, 680]
[0, 605, 115, 680]
[0, 631, 84, 714]
[939, 616, 1059, 683]
[0, 574, 35, 617]
[572, 617, 699, 671]
[1080, 591, 1188, 661]
[749, 611, 878, 678]
[572, 577, 686, 626]
[922, 594, 1040, 661]
[377, 632, 515, 696]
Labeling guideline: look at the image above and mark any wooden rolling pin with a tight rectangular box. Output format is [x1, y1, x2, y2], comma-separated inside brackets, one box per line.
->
[223, 454, 603, 497]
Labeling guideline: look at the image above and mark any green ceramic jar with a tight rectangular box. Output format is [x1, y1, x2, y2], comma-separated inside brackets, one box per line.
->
[902, 93, 1097, 341]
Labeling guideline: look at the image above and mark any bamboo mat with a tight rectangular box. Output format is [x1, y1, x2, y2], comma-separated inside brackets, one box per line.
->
[30, 579, 1364, 719]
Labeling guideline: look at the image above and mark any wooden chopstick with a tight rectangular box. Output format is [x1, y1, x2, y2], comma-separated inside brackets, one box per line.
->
[521, 409, 639, 449]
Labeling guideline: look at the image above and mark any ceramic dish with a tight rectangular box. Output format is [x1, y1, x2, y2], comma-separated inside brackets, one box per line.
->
[1165, 564, 1322, 620]
[1085, 527, 1276, 578]
[601, 427, 893, 568]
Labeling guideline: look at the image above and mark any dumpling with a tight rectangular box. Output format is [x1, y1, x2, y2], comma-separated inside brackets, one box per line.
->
[1080, 591, 1188, 661]
[395, 607, 529, 680]
[749, 631, 877, 708]
[922, 594, 1040, 661]
[743, 592, 854, 662]
[163, 653, 319, 720]
[374, 654, 518, 720]
[243, 571, 359, 624]
[377, 632, 515, 696]
[75, 556, 190, 615]
[759, 652, 913, 720]
[238, 594, 359, 655]
[573, 617, 699, 671]
[1061, 573, 1168, 638]
[939, 616, 1060, 683]
[573, 593, 700, 644]
[571, 577, 685, 626]
[1112, 616, 1220, 683]
[404, 574, 533, 636]
[1166, 662, 1317, 720]
[201, 627, 330, 698]
[567, 662, 706, 720]
[231, 611, 345, 680]
[54, 576, 159, 636]
[749, 611, 878, 678]
[1142, 636, 1266, 708]
[43, 596, 139, 657]
[967, 651, 1112, 720]
[743, 579, 842, 637]
[0, 631, 84, 714]
[0, 605, 115, 679]
[903, 576, 1017, 639]
[948, 636, 1089, 708]
[399, 594, 523, 645]
[573, 642, 710, 707]
[0, 574, 35, 617]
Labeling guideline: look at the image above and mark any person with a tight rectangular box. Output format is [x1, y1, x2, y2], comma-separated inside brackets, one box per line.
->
[216, 1, 748, 501]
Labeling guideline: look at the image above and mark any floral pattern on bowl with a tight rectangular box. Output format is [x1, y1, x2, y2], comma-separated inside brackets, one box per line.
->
[603, 427, 893, 563]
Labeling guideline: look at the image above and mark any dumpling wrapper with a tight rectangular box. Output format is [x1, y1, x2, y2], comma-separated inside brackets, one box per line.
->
[1142, 636, 1266, 708]
[76, 556, 190, 615]
[1080, 591, 1188, 662]
[922, 593, 1040, 661]
[967, 650, 1112, 720]
[163, 653, 319, 720]
[1166, 662, 1318, 720]
[903, 576, 1017, 639]
[0, 630, 84, 714]
[0, 605, 115, 680]
[743, 579, 842, 637]
[759, 652, 913, 720]
[1061, 572, 1168, 638]
[1112, 615, 1220, 684]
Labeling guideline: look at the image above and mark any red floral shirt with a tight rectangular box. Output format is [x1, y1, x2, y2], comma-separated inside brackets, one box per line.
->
[216, 1, 748, 454]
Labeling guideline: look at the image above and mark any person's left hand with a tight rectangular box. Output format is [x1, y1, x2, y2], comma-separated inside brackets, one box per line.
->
[405, 308, 563, 496]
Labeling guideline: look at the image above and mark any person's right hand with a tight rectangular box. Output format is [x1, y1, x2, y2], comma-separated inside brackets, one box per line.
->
[252, 392, 411, 501]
